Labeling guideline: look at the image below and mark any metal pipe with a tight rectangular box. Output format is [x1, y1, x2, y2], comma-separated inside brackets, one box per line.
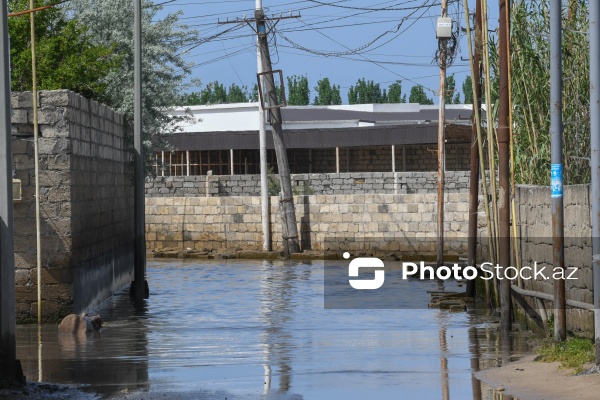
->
[186, 150, 190, 176]
[133, 0, 146, 301]
[257, 31, 269, 254]
[590, 0, 600, 365]
[511, 285, 593, 311]
[230, 149, 234, 175]
[392, 145, 396, 173]
[0, 0, 19, 383]
[550, 0, 566, 342]
[437, 0, 448, 267]
[336, 147, 340, 173]
[29, 0, 43, 324]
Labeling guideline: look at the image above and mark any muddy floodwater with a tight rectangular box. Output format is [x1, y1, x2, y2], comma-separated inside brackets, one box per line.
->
[16, 260, 532, 399]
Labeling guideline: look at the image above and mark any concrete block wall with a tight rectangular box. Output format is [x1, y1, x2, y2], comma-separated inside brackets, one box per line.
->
[146, 171, 474, 197]
[11, 90, 133, 322]
[512, 184, 593, 336]
[145, 192, 478, 255]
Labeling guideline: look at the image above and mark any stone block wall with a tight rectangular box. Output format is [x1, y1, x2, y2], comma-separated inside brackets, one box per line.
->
[146, 171, 474, 197]
[11, 90, 133, 322]
[512, 184, 593, 336]
[145, 192, 477, 256]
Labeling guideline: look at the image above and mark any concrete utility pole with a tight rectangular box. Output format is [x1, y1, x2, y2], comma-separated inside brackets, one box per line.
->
[256, 0, 270, 252]
[498, 0, 512, 332]
[550, 0, 566, 342]
[466, 0, 483, 298]
[0, 0, 22, 385]
[254, 8, 300, 257]
[132, 0, 147, 301]
[589, 0, 600, 363]
[436, 0, 448, 267]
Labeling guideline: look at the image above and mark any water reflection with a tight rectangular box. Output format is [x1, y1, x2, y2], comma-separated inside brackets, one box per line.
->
[16, 260, 532, 399]
[17, 295, 149, 396]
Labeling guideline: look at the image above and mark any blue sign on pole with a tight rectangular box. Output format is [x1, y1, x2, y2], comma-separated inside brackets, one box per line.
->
[551, 163, 563, 198]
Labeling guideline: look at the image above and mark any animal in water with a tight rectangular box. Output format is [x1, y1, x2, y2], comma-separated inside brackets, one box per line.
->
[58, 313, 103, 334]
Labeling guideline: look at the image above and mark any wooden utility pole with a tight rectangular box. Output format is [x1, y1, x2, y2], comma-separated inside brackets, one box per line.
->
[436, 0, 448, 267]
[498, 0, 512, 332]
[254, 9, 300, 257]
[466, 0, 483, 298]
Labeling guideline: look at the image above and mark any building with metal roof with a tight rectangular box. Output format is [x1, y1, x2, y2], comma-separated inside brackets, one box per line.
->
[156, 102, 473, 176]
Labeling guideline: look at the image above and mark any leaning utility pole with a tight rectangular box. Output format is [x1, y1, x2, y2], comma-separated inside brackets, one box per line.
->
[436, 0, 449, 267]
[550, 0, 566, 342]
[0, 0, 22, 385]
[254, 8, 300, 257]
[590, 0, 600, 365]
[498, 0, 512, 332]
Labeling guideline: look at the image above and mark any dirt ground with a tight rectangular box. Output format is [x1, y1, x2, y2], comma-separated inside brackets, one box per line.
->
[476, 355, 600, 400]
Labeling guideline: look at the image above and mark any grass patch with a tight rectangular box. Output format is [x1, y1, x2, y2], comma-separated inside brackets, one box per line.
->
[535, 337, 594, 373]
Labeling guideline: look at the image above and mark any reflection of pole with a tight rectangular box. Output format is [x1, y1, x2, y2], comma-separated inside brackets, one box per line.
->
[590, 0, 600, 365]
[133, 0, 147, 301]
[437, 0, 448, 267]
[30, 0, 43, 325]
[0, 0, 20, 384]
[550, 0, 566, 342]
[498, 0, 512, 332]
[468, 327, 482, 400]
[438, 317, 449, 400]
[256, 1, 270, 251]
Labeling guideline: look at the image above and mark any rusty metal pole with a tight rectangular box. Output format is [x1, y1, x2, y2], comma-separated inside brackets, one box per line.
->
[466, 0, 483, 298]
[437, 0, 448, 267]
[498, 0, 512, 331]
[550, 0, 566, 342]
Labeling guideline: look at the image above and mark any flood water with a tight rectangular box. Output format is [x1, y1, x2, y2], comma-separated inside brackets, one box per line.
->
[17, 260, 532, 399]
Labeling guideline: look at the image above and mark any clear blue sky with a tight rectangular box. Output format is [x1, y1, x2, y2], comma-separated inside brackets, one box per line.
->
[158, 0, 498, 104]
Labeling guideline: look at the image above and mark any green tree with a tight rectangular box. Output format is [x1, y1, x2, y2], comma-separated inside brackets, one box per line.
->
[462, 75, 473, 104]
[408, 85, 434, 105]
[286, 75, 310, 105]
[387, 80, 406, 103]
[8, 0, 119, 99]
[250, 83, 259, 102]
[69, 0, 198, 164]
[313, 78, 342, 105]
[227, 83, 249, 103]
[445, 75, 459, 104]
[348, 78, 386, 104]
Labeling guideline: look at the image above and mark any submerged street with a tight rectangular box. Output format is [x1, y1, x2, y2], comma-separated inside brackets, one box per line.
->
[15, 260, 532, 399]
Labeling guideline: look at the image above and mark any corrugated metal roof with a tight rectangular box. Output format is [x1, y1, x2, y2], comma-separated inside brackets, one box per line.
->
[163, 123, 470, 151]
[280, 107, 470, 123]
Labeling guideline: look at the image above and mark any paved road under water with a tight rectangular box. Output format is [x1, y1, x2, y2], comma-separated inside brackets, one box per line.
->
[16, 260, 532, 399]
